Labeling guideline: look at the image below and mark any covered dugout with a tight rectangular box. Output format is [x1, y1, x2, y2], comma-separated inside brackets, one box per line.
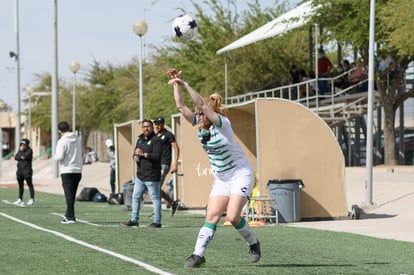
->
[172, 98, 347, 219]
[114, 120, 141, 189]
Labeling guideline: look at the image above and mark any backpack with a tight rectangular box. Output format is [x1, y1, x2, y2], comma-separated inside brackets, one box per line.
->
[77, 187, 99, 201]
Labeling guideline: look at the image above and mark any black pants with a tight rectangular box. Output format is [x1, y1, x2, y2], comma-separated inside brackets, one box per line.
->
[160, 164, 173, 204]
[110, 167, 116, 195]
[16, 172, 34, 200]
[61, 173, 82, 220]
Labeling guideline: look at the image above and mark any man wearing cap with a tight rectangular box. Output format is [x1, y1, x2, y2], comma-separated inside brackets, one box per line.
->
[14, 138, 34, 206]
[153, 116, 181, 216]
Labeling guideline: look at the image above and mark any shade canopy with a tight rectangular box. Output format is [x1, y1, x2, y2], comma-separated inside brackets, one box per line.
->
[216, 1, 318, 55]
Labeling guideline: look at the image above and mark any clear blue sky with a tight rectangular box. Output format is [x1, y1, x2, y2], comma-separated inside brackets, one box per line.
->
[0, 0, 298, 111]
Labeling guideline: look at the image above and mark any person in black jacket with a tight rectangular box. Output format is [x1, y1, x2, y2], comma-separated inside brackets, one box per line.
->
[121, 119, 162, 228]
[14, 138, 34, 206]
[153, 116, 181, 216]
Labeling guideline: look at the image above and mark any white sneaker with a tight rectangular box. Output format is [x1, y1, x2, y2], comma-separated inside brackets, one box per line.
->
[61, 218, 76, 224]
[26, 199, 34, 206]
[13, 199, 24, 206]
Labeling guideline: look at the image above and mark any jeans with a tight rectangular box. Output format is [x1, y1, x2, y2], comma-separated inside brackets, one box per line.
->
[130, 178, 161, 224]
[318, 74, 329, 95]
[61, 173, 82, 220]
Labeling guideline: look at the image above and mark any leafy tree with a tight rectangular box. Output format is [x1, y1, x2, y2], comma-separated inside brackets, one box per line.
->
[377, 0, 414, 165]
[29, 0, 316, 150]
[310, 0, 414, 165]
[30, 73, 55, 132]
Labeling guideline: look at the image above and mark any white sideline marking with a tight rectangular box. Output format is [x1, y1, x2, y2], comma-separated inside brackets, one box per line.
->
[2, 199, 25, 207]
[0, 212, 174, 275]
[51, 212, 102, 227]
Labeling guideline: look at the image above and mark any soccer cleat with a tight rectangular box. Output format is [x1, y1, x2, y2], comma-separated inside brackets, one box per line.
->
[120, 220, 138, 227]
[13, 199, 24, 206]
[171, 199, 180, 217]
[184, 254, 206, 268]
[248, 240, 261, 263]
[61, 218, 76, 224]
[148, 223, 161, 228]
[26, 199, 35, 206]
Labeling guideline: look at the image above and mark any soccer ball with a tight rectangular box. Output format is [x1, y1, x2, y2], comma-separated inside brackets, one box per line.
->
[172, 14, 198, 40]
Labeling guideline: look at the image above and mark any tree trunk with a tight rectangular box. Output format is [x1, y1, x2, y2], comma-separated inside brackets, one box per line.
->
[382, 100, 396, 165]
[81, 127, 91, 155]
[376, 56, 413, 166]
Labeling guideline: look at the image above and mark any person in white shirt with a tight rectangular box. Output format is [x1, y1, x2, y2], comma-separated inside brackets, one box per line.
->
[54, 121, 83, 224]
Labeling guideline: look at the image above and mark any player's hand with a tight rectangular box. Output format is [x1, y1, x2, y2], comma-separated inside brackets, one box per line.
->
[168, 78, 183, 86]
[166, 68, 182, 79]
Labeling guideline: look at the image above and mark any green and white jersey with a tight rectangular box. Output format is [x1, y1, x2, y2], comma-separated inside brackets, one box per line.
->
[196, 114, 251, 178]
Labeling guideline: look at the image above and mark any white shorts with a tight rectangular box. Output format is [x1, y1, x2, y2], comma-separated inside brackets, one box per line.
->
[209, 167, 254, 197]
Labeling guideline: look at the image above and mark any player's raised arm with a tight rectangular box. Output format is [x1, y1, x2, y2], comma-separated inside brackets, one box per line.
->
[167, 69, 194, 123]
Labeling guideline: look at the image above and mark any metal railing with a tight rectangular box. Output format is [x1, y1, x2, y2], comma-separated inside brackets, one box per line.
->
[225, 70, 373, 127]
[34, 147, 52, 161]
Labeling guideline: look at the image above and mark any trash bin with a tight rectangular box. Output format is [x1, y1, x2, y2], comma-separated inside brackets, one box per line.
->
[267, 179, 304, 223]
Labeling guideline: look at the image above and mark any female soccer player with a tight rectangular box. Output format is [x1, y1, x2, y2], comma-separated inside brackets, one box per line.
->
[167, 68, 261, 268]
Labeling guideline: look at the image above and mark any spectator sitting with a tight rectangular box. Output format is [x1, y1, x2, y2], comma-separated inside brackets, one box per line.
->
[348, 62, 367, 84]
[339, 62, 367, 92]
[377, 53, 395, 81]
[298, 70, 315, 98]
[334, 60, 351, 89]
[342, 59, 351, 72]
[377, 53, 394, 72]
[333, 63, 345, 89]
[84, 147, 98, 164]
[288, 65, 301, 99]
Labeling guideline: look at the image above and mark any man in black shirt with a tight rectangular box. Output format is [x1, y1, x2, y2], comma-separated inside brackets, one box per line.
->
[153, 117, 181, 216]
[121, 119, 162, 228]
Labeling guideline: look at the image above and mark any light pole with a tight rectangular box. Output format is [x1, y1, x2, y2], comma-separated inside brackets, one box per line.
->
[52, 0, 59, 178]
[133, 20, 148, 121]
[13, 0, 22, 153]
[25, 85, 34, 140]
[69, 61, 80, 133]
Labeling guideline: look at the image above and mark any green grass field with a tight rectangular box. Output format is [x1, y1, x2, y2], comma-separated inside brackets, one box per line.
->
[1, 188, 413, 275]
